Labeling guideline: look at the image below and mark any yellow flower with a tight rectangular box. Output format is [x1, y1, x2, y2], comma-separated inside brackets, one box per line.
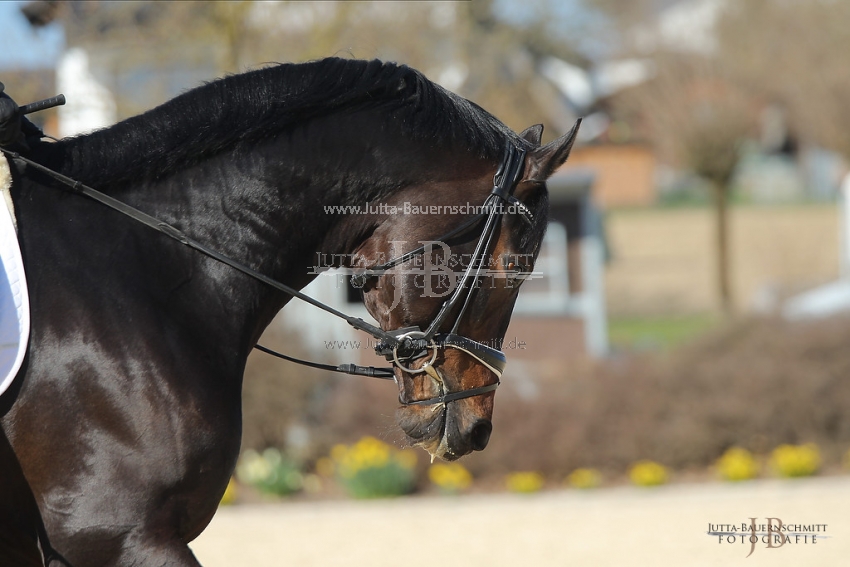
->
[566, 468, 602, 489]
[315, 457, 335, 478]
[629, 460, 668, 487]
[770, 444, 820, 478]
[331, 437, 415, 476]
[219, 477, 237, 506]
[506, 471, 544, 493]
[327, 436, 418, 498]
[716, 447, 759, 481]
[396, 450, 418, 470]
[330, 444, 349, 462]
[429, 463, 473, 492]
[344, 436, 391, 470]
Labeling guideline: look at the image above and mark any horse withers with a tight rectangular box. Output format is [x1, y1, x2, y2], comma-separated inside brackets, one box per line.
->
[0, 58, 579, 566]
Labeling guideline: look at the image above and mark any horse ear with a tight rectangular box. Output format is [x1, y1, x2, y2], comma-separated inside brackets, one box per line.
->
[524, 118, 582, 182]
[519, 124, 544, 147]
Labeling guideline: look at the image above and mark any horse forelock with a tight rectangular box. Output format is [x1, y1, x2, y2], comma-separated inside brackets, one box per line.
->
[34, 58, 523, 191]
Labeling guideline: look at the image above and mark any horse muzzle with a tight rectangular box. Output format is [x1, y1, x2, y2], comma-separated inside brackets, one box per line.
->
[395, 361, 497, 460]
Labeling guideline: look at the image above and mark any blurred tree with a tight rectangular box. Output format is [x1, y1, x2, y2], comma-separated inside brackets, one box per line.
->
[241, 1, 588, 140]
[616, 56, 753, 313]
[22, 1, 254, 117]
[0, 68, 58, 133]
[22, 0, 596, 139]
[608, 0, 850, 312]
[589, 0, 759, 314]
[717, 0, 850, 159]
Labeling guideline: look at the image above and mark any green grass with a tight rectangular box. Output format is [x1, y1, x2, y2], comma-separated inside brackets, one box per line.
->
[608, 314, 721, 351]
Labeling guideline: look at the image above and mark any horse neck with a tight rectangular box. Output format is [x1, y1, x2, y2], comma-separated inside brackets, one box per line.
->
[106, 130, 418, 357]
[37, 109, 486, 369]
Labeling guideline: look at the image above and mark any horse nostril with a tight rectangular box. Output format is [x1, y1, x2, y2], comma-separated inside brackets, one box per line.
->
[469, 419, 492, 451]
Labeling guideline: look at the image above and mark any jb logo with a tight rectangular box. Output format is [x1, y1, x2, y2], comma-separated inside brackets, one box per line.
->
[709, 517, 825, 555]
[746, 517, 786, 558]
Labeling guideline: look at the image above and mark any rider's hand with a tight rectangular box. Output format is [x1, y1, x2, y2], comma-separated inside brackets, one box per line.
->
[0, 82, 24, 148]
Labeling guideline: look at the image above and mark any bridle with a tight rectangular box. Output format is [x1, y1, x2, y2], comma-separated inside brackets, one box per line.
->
[2, 117, 530, 407]
[367, 143, 529, 405]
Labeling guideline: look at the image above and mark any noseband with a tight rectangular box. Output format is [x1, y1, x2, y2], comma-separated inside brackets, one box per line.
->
[2, 139, 528, 408]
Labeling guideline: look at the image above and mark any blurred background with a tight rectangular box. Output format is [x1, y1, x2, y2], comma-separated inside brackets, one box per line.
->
[4, 0, 850, 503]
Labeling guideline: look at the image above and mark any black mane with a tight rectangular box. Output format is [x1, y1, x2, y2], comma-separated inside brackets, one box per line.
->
[36, 58, 523, 188]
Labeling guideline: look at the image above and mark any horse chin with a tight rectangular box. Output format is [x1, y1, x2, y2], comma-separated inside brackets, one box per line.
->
[398, 405, 472, 462]
[415, 436, 445, 462]
[411, 426, 464, 463]
[431, 434, 464, 462]
[406, 419, 459, 462]
[396, 404, 444, 452]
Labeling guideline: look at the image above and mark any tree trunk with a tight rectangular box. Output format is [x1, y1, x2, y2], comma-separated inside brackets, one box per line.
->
[712, 181, 732, 314]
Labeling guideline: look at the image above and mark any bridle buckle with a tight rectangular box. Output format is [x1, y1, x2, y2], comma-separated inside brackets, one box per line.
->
[391, 330, 439, 374]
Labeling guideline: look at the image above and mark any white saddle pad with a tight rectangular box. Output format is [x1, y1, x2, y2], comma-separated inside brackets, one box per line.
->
[0, 153, 29, 397]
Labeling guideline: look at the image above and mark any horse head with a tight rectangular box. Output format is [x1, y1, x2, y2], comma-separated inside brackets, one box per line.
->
[352, 121, 580, 461]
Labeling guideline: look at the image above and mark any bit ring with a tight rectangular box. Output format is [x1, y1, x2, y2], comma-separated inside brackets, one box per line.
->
[392, 331, 438, 374]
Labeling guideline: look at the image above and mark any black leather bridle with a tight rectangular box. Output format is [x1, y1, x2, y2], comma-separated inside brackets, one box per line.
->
[2, 136, 529, 407]
[367, 143, 529, 405]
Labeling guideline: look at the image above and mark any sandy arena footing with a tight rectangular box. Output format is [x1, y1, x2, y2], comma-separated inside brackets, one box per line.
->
[191, 475, 848, 566]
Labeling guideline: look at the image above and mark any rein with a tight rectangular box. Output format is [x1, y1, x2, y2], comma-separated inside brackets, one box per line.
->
[1, 140, 525, 407]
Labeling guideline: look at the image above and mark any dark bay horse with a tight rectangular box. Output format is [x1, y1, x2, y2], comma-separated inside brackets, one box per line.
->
[0, 58, 578, 566]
